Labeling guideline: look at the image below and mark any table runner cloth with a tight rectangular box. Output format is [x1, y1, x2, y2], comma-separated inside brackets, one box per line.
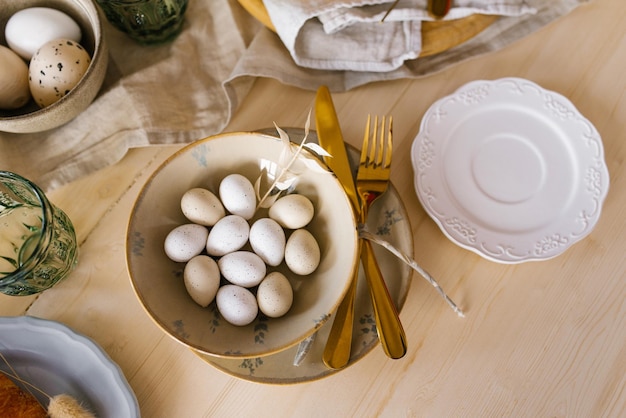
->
[0, 0, 587, 191]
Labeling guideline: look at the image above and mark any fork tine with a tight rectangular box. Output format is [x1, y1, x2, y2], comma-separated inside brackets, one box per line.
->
[361, 115, 371, 166]
[369, 115, 378, 167]
[359, 115, 393, 173]
[376, 115, 386, 168]
[384, 116, 393, 169]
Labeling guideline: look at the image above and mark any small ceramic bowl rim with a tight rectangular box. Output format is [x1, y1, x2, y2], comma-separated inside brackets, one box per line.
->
[126, 131, 359, 359]
[0, 0, 108, 133]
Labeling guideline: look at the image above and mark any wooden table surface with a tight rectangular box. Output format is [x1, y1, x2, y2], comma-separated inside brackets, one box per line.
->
[2, 0, 625, 416]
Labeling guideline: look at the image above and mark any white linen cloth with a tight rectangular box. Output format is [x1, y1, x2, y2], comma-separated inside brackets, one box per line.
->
[263, 0, 538, 72]
[0, 0, 587, 192]
[228, 0, 587, 92]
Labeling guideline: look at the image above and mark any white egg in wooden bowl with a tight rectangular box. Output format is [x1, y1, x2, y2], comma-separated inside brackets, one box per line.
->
[0, 0, 108, 133]
[126, 132, 359, 359]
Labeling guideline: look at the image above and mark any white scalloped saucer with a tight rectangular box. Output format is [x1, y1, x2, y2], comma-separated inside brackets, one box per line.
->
[411, 78, 609, 263]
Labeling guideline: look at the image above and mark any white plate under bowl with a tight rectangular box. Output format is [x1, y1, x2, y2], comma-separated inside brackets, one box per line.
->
[411, 77, 609, 263]
[0, 316, 139, 417]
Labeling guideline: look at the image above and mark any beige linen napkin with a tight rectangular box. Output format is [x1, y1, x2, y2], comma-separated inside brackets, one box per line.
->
[0, 0, 259, 191]
[225, 0, 587, 93]
[0, 0, 587, 192]
[263, 0, 537, 72]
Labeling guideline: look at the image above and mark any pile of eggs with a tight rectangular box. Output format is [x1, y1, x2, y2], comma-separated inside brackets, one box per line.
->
[164, 173, 321, 327]
[0, 7, 91, 110]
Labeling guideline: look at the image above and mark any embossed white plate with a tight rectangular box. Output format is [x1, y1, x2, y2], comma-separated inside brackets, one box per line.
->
[411, 78, 609, 263]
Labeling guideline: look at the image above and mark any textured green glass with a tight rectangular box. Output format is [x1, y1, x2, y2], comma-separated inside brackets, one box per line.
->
[95, 0, 188, 44]
[0, 172, 78, 296]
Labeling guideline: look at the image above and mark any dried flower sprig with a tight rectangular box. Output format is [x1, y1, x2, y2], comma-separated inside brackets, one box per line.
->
[254, 110, 331, 210]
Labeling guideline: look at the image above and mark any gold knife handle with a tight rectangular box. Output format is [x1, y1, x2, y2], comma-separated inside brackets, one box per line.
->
[361, 238, 407, 359]
[322, 239, 362, 369]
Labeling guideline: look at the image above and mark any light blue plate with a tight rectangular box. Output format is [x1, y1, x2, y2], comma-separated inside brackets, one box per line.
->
[0, 315, 140, 417]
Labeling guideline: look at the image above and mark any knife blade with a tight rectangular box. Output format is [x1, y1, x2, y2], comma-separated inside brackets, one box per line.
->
[315, 85, 362, 369]
[314, 87, 359, 210]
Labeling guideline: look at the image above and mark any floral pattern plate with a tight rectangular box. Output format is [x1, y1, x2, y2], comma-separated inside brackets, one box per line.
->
[0, 316, 139, 417]
[193, 130, 413, 384]
[411, 78, 609, 263]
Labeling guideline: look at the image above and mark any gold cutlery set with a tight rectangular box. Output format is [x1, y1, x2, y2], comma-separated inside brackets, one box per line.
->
[314, 85, 462, 368]
[315, 87, 407, 368]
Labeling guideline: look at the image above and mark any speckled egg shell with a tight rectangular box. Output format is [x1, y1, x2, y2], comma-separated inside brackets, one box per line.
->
[184, 255, 221, 307]
[218, 174, 257, 220]
[257, 272, 293, 318]
[205, 214, 250, 256]
[29, 39, 91, 108]
[284, 229, 321, 275]
[217, 251, 266, 288]
[163, 223, 208, 263]
[216, 285, 259, 326]
[181, 187, 225, 226]
[269, 194, 315, 229]
[249, 218, 286, 267]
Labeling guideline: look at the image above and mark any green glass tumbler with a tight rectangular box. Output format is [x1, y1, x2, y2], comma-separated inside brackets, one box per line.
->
[95, 0, 189, 44]
[0, 172, 78, 296]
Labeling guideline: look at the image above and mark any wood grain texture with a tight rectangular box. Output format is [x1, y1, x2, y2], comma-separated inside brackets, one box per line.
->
[2, 0, 625, 416]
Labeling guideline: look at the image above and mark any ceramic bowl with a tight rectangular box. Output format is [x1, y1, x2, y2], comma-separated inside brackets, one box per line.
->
[0, 0, 108, 133]
[126, 132, 359, 358]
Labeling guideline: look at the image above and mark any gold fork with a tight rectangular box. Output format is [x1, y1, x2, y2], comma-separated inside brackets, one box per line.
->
[322, 115, 407, 368]
[356, 115, 407, 359]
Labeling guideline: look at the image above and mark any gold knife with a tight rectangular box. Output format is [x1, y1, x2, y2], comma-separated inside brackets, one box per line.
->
[315, 86, 362, 369]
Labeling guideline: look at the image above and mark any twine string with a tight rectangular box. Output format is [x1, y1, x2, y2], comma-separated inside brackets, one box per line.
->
[358, 225, 465, 317]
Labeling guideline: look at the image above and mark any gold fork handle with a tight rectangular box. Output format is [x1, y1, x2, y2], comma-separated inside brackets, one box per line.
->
[361, 238, 408, 359]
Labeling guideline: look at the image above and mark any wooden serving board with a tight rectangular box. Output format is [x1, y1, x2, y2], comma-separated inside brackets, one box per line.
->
[237, 0, 498, 58]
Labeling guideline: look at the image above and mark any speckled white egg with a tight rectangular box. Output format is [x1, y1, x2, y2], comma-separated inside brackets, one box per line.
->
[257, 272, 294, 318]
[216, 285, 259, 326]
[0, 45, 30, 110]
[217, 251, 266, 288]
[249, 218, 285, 267]
[269, 194, 315, 229]
[181, 188, 225, 226]
[5, 7, 82, 60]
[183, 255, 220, 307]
[205, 214, 249, 256]
[284, 229, 321, 275]
[164, 223, 208, 263]
[28, 39, 91, 108]
[218, 174, 256, 220]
